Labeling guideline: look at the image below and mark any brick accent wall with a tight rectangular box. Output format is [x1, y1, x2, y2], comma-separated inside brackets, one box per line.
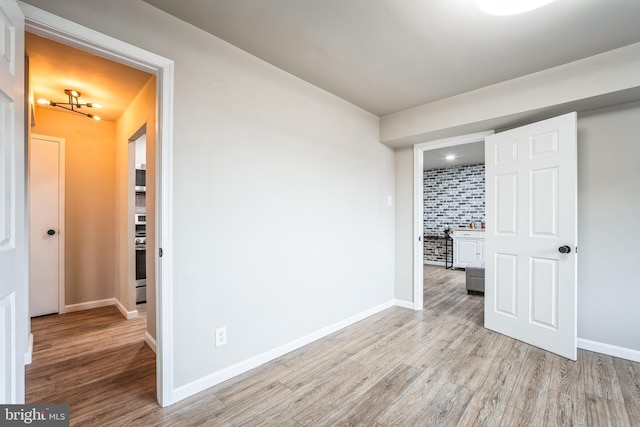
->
[423, 163, 485, 263]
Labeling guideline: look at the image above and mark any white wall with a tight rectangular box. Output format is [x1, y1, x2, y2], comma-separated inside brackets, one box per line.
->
[134, 134, 146, 164]
[394, 147, 413, 302]
[22, 0, 394, 394]
[577, 101, 640, 352]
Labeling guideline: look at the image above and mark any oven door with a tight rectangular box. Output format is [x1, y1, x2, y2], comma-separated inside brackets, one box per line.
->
[135, 246, 146, 303]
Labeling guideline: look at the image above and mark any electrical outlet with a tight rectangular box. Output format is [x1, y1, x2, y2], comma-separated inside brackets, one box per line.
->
[215, 326, 227, 347]
[434, 248, 439, 255]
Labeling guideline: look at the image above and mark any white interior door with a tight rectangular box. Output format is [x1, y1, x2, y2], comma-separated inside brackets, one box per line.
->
[29, 135, 63, 317]
[484, 112, 578, 360]
[0, 0, 25, 403]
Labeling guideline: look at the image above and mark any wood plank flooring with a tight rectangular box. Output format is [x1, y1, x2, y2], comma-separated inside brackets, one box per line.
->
[26, 266, 640, 426]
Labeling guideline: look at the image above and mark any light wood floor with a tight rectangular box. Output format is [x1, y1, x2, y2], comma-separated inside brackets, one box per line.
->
[27, 266, 640, 426]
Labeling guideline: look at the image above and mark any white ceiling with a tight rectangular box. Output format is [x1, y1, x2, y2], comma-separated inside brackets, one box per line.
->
[423, 141, 485, 170]
[142, 0, 640, 116]
[26, 33, 153, 122]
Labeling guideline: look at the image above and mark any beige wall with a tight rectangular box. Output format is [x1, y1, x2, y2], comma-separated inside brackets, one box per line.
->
[32, 108, 116, 305]
[115, 75, 156, 337]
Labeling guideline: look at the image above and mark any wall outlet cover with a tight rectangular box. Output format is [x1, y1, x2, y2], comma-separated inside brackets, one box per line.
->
[215, 326, 227, 347]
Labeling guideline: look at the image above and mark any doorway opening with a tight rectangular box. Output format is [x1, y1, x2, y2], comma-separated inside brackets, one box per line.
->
[412, 131, 493, 310]
[23, 3, 175, 406]
[131, 126, 148, 306]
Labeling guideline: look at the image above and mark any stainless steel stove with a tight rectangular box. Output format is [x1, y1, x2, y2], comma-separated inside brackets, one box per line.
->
[135, 232, 146, 304]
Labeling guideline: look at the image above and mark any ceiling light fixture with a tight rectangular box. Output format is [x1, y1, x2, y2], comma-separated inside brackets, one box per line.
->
[37, 89, 101, 120]
[446, 155, 456, 160]
[476, 0, 556, 16]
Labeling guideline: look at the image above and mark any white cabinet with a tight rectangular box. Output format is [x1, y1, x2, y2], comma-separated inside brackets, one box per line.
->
[453, 229, 485, 268]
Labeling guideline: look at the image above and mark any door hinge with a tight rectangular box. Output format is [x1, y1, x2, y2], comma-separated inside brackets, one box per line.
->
[159, 247, 163, 258]
[418, 236, 422, 242]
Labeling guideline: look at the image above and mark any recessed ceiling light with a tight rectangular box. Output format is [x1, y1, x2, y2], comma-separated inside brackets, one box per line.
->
[476, 0, 556, 16]
[446, 155, 456, 161]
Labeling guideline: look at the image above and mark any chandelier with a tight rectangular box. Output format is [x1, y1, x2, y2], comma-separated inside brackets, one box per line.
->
[37, 89, 101, 120]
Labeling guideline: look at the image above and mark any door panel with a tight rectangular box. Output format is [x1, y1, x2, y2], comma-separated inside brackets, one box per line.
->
[531, 167, 558, 236]
[530, 257, 558, 329]
[495, 173, 517, 235]
[495, 253, 517, 317]
[485, 112, 577, 360]
[0, 0, 24, 404]
[0, 92, 12, 245]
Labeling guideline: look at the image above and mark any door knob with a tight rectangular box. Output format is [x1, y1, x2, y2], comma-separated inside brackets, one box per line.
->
[558, 245, 571, 254]
[47, 229, 56, 236]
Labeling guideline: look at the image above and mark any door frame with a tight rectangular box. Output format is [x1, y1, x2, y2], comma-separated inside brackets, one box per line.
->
[29, 134, 65, 316]
[412, 131, 494, 310]
[21, 3, 176, 406]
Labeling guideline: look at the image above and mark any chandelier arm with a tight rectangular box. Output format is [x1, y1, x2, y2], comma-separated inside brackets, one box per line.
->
[41, 89, 100, 119]
[54, 104, 92, 118]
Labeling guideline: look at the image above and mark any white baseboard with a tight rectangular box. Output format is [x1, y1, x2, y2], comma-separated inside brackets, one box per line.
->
[393, 299, 415, 309]
[172, 300, 396, 403]
[24, 333, 33, 365]
[64, 298, 138, 320]
[115, 298, 138, 320]
[424, 260, 446, 266]
[145, 332, 157, 353]
[578, 338, 640, 363]
[65, 298, 116, 313]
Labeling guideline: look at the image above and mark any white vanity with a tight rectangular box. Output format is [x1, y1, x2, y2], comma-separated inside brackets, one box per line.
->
[452, 228, 485, 269]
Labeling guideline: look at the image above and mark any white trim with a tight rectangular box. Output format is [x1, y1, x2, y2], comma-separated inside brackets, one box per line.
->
[21, 2, 175, 407]
[1, 292, 17, 403]
[64, 298, 116, 313]
[24, 333, 33, 365]
[145, 332, 157, 353]
[393, 299, 415, 309]
[578, 338, 640, 363]
[58, 137, 65, 316]
[413, 131, 494, 312]
[157, 59, 175, 407]
[172, 300, 396, 403]
[115, 299, 138, 320]
[29, 134, 66, 315]
[62, 297, 138, 319]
